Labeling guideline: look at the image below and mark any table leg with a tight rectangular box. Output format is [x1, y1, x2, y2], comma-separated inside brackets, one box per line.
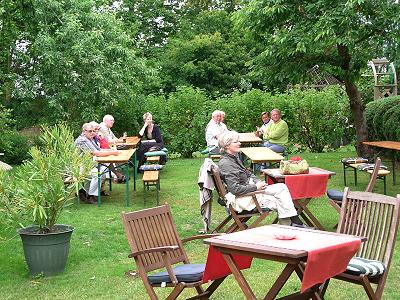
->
[125, 164, 130, 206]
[263, 264, 297, 300]
[295, 199, 326, 231]
[133, 151, 137, 191]
[221, 253, 257, 300]
[97, 164, 101, 207]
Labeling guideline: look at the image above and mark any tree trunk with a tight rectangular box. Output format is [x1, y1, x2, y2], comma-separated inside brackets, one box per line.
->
[344, 80, 371, 157]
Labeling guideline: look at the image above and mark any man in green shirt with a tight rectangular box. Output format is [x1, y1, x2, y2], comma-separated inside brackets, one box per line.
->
[263, 108, 288, 153]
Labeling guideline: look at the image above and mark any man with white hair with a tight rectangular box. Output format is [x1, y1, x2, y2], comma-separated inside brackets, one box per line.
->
[75, 123, 119, 204]
[99, 114, 119, 142]
[205, 110, 227, 154]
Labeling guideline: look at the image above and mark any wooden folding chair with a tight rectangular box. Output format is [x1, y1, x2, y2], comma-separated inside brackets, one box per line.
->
[209, 164, 271, 233]
[121, 205, 223, 300]
[320, 188, 400, 299]
[327, 157, 382, 214]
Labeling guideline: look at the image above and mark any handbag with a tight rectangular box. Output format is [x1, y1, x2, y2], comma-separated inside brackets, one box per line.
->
[280, 156, 309, 175]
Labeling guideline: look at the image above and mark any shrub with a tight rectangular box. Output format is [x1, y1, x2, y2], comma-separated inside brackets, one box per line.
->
[365, 96, 400, 141]
[0, 131, 30, 165]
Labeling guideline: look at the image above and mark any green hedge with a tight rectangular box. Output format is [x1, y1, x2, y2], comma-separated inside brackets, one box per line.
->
[139, 86, 350, 156]
[365, 96, 400, 141]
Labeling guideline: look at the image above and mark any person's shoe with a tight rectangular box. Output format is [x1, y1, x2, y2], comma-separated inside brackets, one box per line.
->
[100, 190, 110, 196]
[78, 188, 88, 202]
[86, 195, 98, 204]
[290, 222, 310, 229]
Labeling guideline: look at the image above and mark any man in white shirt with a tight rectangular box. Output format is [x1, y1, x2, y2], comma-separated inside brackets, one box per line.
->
[205, 110, 227, 154]
[99, 114, 119, 142]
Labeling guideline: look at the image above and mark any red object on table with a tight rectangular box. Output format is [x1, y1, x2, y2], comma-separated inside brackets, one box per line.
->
[202, 245, 253, 282]
[268, 168, 329, 200]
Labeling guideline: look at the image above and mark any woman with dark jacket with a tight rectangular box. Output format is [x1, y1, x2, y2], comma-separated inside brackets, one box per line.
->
[137, 112, 165, 168]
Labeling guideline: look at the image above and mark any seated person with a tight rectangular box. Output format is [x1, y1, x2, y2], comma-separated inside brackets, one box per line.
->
[89, 121, 126, 183]
[99, 114, 121, 144]
[255, 111, 272, 138]
[263, 108, 288, 153]
[137, 112, 165, 168]
[217, 130, 303, 227]
[75, 123, 119, 203]
[205, 110, 226, 154]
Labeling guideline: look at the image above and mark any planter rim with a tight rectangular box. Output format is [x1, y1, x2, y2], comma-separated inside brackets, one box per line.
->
[17, 224, 74, 236]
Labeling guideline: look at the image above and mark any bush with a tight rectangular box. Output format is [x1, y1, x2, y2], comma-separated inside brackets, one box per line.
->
[365, 96, 400, 141]
[285, 86, 349, 152]
[0, 131, 30, 165]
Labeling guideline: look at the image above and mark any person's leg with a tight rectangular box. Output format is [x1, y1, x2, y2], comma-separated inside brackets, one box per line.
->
[263, 183, 297, 219]
[266, 143, 286, 153]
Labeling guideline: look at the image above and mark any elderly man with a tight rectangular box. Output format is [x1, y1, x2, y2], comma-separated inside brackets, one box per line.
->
[99, 114, 120, 142]
[75, 123, 119, 204]
[263, 108, 288, 153]
[205, 110, 227, 154]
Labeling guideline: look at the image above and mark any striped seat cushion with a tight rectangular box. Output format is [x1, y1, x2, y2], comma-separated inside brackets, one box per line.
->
[346, 257, 385, 277]
[139, 164, 163, 171]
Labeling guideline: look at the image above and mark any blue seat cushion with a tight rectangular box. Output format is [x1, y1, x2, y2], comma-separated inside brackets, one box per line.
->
[200, 148, 209, 155]
[148, 263, 205, 284]
[161, 147, 168, 153]
[144, 150, 167, 157]
[327, 189, 343, 201]
[139, 164, 163, 171]
[345, 257, 385, 277]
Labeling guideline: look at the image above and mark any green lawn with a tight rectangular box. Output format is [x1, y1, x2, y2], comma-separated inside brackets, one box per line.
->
[1, 149, 399, 299]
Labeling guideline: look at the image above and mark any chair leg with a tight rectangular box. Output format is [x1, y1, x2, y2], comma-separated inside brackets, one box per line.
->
[360, 276, 378, 300]
[166, 283, 186, 300]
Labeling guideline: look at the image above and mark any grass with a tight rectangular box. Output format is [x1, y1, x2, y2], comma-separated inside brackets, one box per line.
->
[1, 148, 400, 299]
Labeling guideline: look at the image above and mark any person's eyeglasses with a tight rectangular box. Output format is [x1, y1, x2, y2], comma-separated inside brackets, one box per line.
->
[85, 129, 95, 133]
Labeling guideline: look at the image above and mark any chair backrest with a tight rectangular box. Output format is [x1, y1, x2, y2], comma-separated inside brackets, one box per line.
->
[209, 164, 227, 201]
[365, 157, 381, 192]
[338, 188, 400, 266]
[121, 205, 188, 272]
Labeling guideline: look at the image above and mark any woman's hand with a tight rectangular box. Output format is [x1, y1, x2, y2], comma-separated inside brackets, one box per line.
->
[256, 181, 267, 190]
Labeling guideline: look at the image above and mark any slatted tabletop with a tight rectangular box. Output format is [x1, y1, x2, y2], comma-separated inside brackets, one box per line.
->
[95, 149, 136, 163]
[238, 132, 262, 145]
[115, 136, 141, 149]
[363, 141, 400, 151]
[240, 147, 284, 163]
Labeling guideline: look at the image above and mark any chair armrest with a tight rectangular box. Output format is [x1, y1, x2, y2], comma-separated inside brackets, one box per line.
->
[128, 246, 179, 258]
[241, 190, 266, 197]
[181, 233, 223, 244]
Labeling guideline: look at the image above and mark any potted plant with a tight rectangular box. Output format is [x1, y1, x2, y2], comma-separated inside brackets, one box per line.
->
[0, 124, 94, 276]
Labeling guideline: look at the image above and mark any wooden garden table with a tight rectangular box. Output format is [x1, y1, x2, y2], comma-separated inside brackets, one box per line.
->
[95, 149, 136, 207]
[238, 132, 262, 146]
[203, 224, 362, 300]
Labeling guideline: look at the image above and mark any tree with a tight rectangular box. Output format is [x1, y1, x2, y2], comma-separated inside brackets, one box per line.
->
[235, 0, 400, 156]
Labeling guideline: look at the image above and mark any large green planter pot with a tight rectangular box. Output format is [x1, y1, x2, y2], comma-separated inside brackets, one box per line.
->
[18, 224, 74, 276]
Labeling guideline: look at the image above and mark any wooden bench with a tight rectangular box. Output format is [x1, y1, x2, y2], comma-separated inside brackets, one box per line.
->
[146, 156, 160, 163]
[142, 170, 160, 205]
[342, 162, 390, 194]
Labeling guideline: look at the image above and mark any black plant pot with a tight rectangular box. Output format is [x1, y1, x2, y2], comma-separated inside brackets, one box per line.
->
[18, 224, 74, 276]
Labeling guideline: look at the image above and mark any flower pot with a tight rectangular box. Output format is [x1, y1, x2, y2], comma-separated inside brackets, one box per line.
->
[18, 224, 74, 276]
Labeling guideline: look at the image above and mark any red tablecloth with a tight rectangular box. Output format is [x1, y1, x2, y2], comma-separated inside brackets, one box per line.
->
[268, 168, 330, 200]
[203, 226, 361, 293]
[202, 245, 253, 282]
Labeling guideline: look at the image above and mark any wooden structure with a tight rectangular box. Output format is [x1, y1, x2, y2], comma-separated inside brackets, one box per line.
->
[320, 188, 400, 300]
[210, 165, 270, 233]
[369, 58, 397, 99]
[142, 170, 160, 205]
[121, 205, 223, 300]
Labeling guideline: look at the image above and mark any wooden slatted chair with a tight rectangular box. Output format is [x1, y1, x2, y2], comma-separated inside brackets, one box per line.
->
[327, 157, 382, 214]
[320, 188, 400, 300]
[210, 164, 270, 233]
[121, 205, 223, 300]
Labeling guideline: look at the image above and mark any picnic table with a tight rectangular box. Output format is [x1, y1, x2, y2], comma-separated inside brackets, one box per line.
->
[95, 149, 136, 207]
[203, 224, 362, 300]
[238, 132, 262, 146]
[240, 147, 284, 172]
